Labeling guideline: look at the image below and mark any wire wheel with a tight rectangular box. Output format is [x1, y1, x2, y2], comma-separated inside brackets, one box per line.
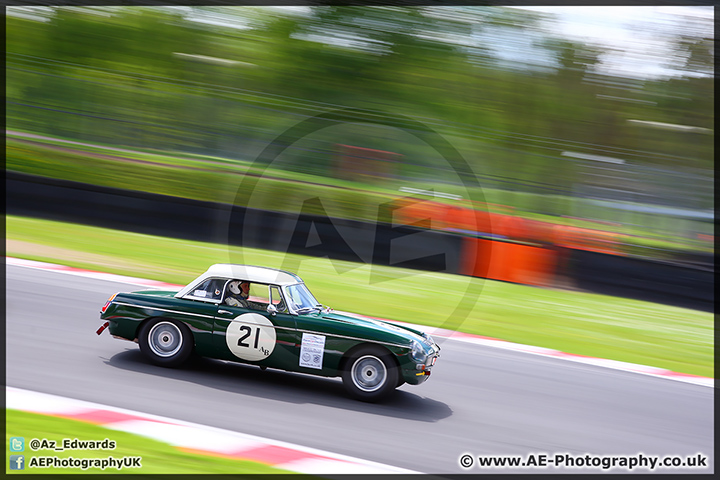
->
[148, 321, 183, 358]
[342, 346, 399, 402]
[139, 319, 193, 368]
[351, 355, 388, 392]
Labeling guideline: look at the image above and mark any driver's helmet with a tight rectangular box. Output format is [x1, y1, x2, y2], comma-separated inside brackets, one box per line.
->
[228, 280, 242, 295]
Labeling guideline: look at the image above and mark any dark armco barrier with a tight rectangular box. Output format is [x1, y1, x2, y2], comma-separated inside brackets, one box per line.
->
[6, 171, 231, 243]
[569, 250, 713, 312]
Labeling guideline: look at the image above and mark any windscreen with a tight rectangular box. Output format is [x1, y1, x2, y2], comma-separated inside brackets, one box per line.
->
[284, 283, 320, 312]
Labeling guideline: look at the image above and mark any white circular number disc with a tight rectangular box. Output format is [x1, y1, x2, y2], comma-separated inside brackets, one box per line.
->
[225, 313, 276, 361]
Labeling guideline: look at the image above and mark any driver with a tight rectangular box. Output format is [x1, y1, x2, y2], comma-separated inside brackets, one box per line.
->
[225, 280, 250, 307]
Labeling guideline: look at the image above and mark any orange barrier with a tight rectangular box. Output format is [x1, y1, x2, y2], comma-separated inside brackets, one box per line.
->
[393, 199, 625, 255]
[461, 238, 558, 287]
[394, 199, 548, 240]
[393, 198, 446, 229]
[394, 199, 630, 287]
[393, 199, 493, 234]
[551, 225, 621, 255]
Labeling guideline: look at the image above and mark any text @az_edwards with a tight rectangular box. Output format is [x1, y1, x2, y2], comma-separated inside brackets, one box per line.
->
[28, 438, 116, 451]
[459, 452, 709, 471]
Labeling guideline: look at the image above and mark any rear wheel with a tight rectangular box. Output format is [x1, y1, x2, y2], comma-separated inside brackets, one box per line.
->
[342, 346, 398, 402]
[138, 319, 193, 368]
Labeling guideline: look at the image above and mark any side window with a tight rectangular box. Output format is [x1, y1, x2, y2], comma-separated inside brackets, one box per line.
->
[245, 283, 268, 311]
[186, 278, 225, 302]
[208, 279, 227, 300]
[269, 285, 288, 313]
[248, 283, 265, 301]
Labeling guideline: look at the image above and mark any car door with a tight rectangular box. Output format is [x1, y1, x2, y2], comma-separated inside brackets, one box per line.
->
[292, 313, 358, 376]
[212, 283, 298, 369]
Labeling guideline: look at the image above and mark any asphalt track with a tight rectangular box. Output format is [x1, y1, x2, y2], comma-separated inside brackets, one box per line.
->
[6, 265, 714, 474]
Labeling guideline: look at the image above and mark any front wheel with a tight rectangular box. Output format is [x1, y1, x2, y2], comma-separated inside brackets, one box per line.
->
[342, 346, 399, 402]
[138, 319, 194, 368]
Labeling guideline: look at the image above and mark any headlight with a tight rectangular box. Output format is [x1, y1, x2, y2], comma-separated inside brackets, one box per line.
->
[410, 340, 428, 363]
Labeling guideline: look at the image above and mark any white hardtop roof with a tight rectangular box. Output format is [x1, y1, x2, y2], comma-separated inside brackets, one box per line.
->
[175, 264, 303, 298]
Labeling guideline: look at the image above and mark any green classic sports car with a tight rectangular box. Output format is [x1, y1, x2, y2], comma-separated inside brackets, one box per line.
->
[97, 264, 440, 401]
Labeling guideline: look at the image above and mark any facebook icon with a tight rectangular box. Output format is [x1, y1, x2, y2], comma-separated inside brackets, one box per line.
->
[10, 455, 25, 470]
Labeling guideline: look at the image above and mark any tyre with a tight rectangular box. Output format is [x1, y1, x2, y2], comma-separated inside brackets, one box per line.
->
[138, 319, 194, 368]
[342, 345, 399, 402]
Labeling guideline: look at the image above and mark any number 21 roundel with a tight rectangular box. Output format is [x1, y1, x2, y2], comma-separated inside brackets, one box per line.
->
[226, 313, 277, 361]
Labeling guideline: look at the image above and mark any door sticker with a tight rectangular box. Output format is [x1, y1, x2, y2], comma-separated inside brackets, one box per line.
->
[226, 313, 277, 361]
[299, 333, 325, 369]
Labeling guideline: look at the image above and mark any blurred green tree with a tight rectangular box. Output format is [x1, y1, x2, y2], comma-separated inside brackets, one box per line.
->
[5, 5, 713, 188]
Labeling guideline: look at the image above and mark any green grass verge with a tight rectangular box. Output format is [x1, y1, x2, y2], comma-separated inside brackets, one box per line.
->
[5, 409, 293, 474]
[6, 215, 713, 378]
